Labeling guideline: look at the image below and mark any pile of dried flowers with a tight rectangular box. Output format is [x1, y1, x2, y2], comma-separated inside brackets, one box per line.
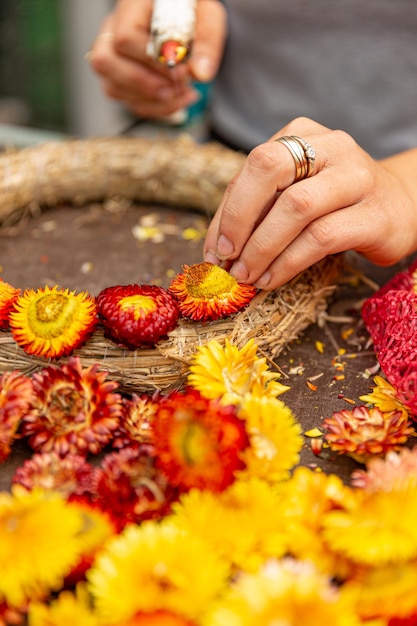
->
[0, 334, 416, 625]
[1, 261, 417, 625]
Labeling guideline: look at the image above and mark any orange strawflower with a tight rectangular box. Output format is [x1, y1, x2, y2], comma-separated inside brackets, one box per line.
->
[0, 279, 21, 329]
[168, 262, 257, 321]
[323, 406, 414, 463]
[21, 356, 122, 456]
[113, 392, 160, 449]
[9, 285, 97, 359]
[153, 388, 249, 491]
[0, 371, 34, 462]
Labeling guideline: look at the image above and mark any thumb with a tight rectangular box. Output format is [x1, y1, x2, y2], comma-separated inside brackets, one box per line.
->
[189, 0, 228, 83]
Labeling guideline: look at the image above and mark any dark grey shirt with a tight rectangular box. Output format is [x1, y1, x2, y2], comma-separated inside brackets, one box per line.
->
[209, 0, 417, 158]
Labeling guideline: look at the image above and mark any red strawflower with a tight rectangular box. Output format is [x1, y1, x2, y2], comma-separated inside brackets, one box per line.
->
[0, 370, 34, 462]
[0, 601, 25, 626]
[21, 356, 123, 456]
[0, 279, 21, 329]
[153, 388, 249, 492]
[113, 392, 160, 449]
[389, 617, 417, 626]
[12, 451, 98, 503]
[96, 284, 180, 349]
[95, 445, 178, 531]
[168, 262, 257, 321]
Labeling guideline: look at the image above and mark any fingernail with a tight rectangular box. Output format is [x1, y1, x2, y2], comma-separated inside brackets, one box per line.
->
[204, 250, 221, 265]
[230, 260, 249, 282]
[216, 234, 234, 259]
[193, 56, 215, 82]
[254, 271, 271, 289]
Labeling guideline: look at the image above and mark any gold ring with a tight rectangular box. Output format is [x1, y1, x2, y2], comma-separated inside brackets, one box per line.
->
[274, 135, 316, 182]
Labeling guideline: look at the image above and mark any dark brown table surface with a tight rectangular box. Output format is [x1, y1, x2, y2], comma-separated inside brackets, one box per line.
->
[0, 201, 414, 489]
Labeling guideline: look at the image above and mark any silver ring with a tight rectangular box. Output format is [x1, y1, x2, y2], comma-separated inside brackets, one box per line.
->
[274, 135, 316, 182]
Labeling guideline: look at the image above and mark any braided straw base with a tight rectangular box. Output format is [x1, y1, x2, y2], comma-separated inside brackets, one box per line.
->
[0, 134, 343, 392]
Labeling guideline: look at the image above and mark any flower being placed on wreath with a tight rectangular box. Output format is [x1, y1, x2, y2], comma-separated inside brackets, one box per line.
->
[0, 370, 34, 463]
[0, 278, 21, 329]
[168, 262, 257, 321]
[188, 338, 290, 406]
[20, 356, 123, 456]
[322, 405, 415, 463]
[9, 285, 97, 359]
[96, 284, 180, 349]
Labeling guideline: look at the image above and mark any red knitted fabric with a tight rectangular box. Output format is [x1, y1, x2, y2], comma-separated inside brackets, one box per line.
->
[362, 259, 417, 417]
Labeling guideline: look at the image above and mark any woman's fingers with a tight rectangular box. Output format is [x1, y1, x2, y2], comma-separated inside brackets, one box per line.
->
[189, 0, 228, 82]
[252, 205, 374, 290]
[205, 127, 348, 265]
[204, 118, 401, 289]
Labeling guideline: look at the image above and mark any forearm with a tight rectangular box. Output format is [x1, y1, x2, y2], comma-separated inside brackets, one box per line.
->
[380, 147, 417, 206]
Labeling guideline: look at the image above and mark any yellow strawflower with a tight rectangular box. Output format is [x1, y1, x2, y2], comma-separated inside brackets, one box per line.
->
[188, 339, 289, 406]
[360, 375, 410, 419]
[0, 487, 84, 607]
[87, 520, 229, 624]
[203, 558, 361, 626]
[237, 394, 303, 483]
[28, 584, 100, 626]
[171, 479, 287, 574]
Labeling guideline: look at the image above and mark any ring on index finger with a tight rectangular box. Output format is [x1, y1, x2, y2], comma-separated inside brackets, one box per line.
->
[274, 135, 316, 182]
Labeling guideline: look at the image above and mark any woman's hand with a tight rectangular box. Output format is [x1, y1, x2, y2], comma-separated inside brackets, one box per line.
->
[204, 117, 417, 289]
[88, 0, 227, 119]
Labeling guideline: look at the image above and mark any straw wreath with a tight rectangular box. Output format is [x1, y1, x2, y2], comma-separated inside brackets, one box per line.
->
[0, 134, 342, 392]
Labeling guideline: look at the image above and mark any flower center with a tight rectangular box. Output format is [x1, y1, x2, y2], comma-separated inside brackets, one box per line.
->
[30, 293, 79, 338]
[178, 418, 211, 466]
[45, 386, 87, 434]
[185, 262, 237, 298]
[119, 295, 157, 320]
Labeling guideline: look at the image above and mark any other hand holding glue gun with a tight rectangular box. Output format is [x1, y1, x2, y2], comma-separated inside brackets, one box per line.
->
[88, 0, 227, 122]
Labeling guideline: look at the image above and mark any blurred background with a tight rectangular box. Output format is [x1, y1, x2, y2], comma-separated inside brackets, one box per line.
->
[0, 0, 130, 145]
